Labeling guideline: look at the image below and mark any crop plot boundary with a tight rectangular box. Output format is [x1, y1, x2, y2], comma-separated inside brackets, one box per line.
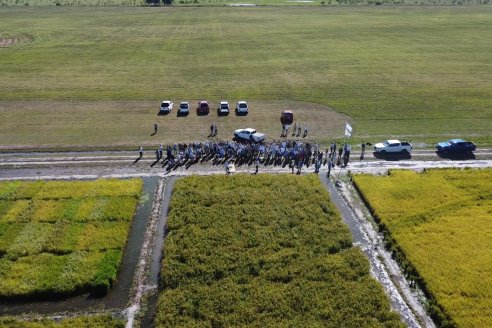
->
[0, 177, 159, 317]
[319, 174, 435, 328]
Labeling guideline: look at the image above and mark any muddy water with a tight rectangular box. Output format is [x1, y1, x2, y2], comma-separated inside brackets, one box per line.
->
[0, 177, 158, 315]
[139, 177, 176, 328]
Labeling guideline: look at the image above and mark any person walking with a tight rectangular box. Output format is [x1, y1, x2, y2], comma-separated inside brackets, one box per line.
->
[139, 146, 143, 158]
[360, 143, 366, 160]
[159, 144, 163, 159]
[254, 156, 260, 174]
[297, 124, 302, 137]
[292, 122, 297, 137]
[153, 123, 158, 134]
[303, 125, 308, 138]
[210, 124, 214, 137]
[213, 123, 218, 137]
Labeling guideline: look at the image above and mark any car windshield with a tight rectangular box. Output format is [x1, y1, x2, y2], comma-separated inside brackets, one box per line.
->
[239, 103, 247, 108]
[221, 104, 228, 109]
[383, 141, 389, 146]
[161, 102, 170, 107]
[200, 103, 208, 108]
[180, 104, 188, 108]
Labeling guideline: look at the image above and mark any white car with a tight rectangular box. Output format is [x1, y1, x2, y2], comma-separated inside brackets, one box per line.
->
[234, 128, 266, 142]
[235, 101, 249, 115]
[218, 101, 230, 115]
[159, 100, 173, 114]
[374, 140, 413, 154]
[178, 102, 189, 115]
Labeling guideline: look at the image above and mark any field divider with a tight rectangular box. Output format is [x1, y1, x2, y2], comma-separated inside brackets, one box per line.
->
[319, 174, 433, 328]
[125, 177, 171, 328]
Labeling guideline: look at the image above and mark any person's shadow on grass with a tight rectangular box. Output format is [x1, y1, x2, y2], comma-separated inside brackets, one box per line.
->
[132, 157, 141, 165]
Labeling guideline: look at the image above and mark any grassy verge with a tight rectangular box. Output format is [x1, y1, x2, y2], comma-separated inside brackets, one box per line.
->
[155, 174, 404, 327]
[352, 168, 492, 328]
[0, 7, 491, 149]
[0, 179, 143, 300]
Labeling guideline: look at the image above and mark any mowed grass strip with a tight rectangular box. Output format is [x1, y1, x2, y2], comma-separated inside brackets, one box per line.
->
[0, 315, 124, 328]
[156, 174, 404, 327]
[353, 169, 492, 328]
[0, 179, 143, 299]
[0, 7, 491, 148]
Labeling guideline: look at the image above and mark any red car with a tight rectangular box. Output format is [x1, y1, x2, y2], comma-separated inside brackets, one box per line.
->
[280, 110, 293, 125]
[197, 101, 210, 115]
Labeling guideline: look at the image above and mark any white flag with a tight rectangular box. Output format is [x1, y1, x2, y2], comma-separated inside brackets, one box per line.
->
[344, 122, 352, 137]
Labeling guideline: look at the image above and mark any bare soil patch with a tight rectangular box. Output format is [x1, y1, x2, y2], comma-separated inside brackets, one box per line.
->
[0, 38, 17, 47]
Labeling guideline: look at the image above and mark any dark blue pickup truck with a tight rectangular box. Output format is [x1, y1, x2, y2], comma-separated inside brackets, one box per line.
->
[436, 139, 476, 153]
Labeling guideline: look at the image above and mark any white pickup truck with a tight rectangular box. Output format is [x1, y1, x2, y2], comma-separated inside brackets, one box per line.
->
[234, 128, 266, 143]
[374, 140, 412, 154]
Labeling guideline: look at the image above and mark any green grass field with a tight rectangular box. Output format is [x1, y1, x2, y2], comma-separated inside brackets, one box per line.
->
[155, 174, 404, 327]
[0, 179, 142, 299]
[353, 169, 492, 328]
[0, 6, 491, 150]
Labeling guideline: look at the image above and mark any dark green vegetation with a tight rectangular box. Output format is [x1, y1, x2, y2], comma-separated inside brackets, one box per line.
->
[0, 7, 491, 149]
[155, 174, 404, 327]
[0, 179, 143, 299]
[0, 315, 124, 328]
[353, 169, 492, 328]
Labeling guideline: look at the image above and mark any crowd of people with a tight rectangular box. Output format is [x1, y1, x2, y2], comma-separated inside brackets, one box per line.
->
[139, 138, 354, 176]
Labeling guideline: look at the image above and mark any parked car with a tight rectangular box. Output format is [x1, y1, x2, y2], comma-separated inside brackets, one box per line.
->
[217, 101, 230, 116]
[374, 140, 412, 154]
[197, 100, 210, 115]
[235, 101, 249, 115]
[234, 128, 266, 143]
[280, 110, 293, 125]
[436, 139, 476, 153]
[159, 100, 173, 114]
[178, 102, 190, 115]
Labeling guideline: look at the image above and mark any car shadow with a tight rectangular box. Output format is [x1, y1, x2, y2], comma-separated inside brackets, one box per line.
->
[157, 111, 169, 116]
[176, 111, 189, 117]
[436, 151, 476, 160]
[235, 111, 248, 117]
[373, 152, 412, 161]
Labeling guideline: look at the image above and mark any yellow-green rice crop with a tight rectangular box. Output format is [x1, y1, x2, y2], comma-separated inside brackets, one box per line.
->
[353, 168, 492, 328]
[155, 174, 404, 327]
[0, 178, 142, 299]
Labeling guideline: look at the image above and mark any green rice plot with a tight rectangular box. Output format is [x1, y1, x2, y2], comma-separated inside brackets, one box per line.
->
[0, 179, 142, 300]
[0, 314, 124, 328]
[156, 174, 404, 327]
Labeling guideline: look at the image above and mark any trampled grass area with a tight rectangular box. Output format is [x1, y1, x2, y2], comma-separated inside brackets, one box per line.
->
[0, 6, 491, 149]
[0, 315, 124, 328]
[0, 179, 142, 299]
[353, 169, 492, 328]
[155, 174, 404, 327]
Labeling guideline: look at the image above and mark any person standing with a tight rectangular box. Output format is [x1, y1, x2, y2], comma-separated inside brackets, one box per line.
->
[139, 146, 143, 158]
[153, 123, 158, 134]
[254, 156, 260, 174]
[297, 124, 302, 137]
[303, 125, 308, 138]
[292, 122, 297, 137]
[327, 159, 333, 178]
[360, 143, 366, 160]
[159, 144, 163, 159]
[210, 124, 214, 137]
